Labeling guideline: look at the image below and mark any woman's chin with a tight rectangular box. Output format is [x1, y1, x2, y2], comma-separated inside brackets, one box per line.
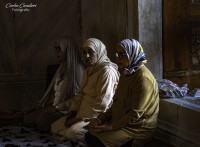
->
[84, 61, 95, 67]
[84, 63, 92, 67]
[118, 66, 126, 72]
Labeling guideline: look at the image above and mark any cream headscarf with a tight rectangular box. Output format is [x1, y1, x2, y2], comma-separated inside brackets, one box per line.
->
[82, 38, 118, 75]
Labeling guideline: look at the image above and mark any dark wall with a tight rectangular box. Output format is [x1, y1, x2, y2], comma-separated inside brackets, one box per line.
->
[0, 0, 81, 111]
[163, 0, 200, 89]
[0, 0, 162, 111]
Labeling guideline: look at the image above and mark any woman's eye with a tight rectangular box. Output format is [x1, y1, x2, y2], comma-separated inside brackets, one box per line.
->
[88, 51, 92, 54]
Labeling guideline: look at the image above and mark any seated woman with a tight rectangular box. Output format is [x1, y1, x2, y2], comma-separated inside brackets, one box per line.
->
[23, 36, 84, 132]
[85, 38, 159, 147]
[51, 38, 120, 143]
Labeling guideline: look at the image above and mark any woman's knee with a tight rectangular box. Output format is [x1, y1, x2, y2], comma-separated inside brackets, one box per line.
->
[51, 116, 66, 134]
[51, 121, 57, 133]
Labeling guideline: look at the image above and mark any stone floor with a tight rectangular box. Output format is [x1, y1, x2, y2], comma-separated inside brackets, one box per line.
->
[0, 111, 174, 147]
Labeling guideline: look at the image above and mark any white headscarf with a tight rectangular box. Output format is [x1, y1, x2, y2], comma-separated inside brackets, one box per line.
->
[82, 38, 118, 75]
[38, 36, 84, 107]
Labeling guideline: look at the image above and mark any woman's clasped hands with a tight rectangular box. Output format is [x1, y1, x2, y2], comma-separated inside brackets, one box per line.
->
[84, 118, 112, 132]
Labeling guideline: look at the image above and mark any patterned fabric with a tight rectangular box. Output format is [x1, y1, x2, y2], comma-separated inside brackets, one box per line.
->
[118, 38, 147, 75]
[0, 126, 72, 147]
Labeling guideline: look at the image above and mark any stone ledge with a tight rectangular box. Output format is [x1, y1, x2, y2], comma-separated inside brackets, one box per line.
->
[157, 98, 200, 147]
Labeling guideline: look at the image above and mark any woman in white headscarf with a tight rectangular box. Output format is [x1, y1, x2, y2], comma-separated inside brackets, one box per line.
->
[23, 36, 84, 132]
[51, 38, 120, 143]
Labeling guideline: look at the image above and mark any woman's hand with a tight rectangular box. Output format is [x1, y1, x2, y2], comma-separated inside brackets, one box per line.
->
[54, 103, 66, 111]
[84, 118, 101, 130]
[89, 124, 112, 133]
[84, 118, 112, 132]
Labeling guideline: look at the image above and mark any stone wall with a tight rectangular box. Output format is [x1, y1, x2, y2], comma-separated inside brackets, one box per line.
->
[0, 0, 81, 111]
[0, 0, 162, 111]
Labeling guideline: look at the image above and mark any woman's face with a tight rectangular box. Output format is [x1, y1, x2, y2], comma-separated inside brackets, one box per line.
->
[115, 45, 129, 70]
[54, 46, 65, 63]
[82, 47, 98, 67]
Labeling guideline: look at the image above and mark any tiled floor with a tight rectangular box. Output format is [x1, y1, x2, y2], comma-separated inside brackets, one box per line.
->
[0, 126, 174, 147]
[0, 112, 174, 147]
[0, 126, 72, 147]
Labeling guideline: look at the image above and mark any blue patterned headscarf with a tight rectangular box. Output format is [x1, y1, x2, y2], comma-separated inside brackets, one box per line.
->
[118, 38, 147, 75]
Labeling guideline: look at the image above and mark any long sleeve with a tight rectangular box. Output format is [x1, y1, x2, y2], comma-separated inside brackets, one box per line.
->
[112, 76, 157, 130]
[91, 68, 117, 114]
[69, 69, 88, 112]
[75, 66, 119, 119]
[69, 92, 82, 112]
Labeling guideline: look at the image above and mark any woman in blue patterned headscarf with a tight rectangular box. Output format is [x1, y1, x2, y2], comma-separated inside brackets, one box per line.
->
[117, 38, 147, 75]
[85, 38, 159, 147]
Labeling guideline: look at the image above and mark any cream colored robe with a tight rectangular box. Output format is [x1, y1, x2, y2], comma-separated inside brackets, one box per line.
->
[70, 65, 119, 119]
[51, 64, 119, 141]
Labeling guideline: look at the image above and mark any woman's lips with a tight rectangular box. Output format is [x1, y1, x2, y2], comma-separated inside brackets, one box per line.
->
[85, 59, 92, 63]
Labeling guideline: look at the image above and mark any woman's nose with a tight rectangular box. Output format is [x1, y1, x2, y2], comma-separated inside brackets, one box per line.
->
[86, 53, 90, 58]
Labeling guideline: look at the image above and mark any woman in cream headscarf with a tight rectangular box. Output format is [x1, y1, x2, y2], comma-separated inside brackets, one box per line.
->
[85, 38, 159, 147]
[51, 38, 120, 144]
[23, 36, 84, 132]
